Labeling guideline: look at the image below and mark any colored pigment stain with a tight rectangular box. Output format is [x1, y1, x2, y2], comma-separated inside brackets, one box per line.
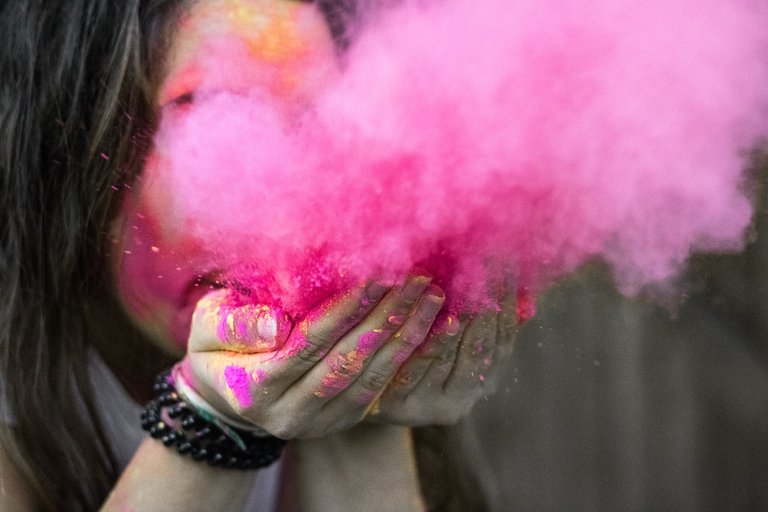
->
[224, 365, 253, 408]
[227, 2, 310, 96]
[392, 344, 416, 367]
[240, 9, 307, 64]
[254, 368, 268, 385]
[315, 331, 397, 397]
[394, 370, 413, 386]
[216, 312, 229, 341]
[356, 389, 379, 406]
[160, 0, 324, 109]
[316, 349, 368, 398]
[356, 331, 384, 356]
[515, 287, 536, 325]
[275, 322, 311, 360]
[441, 316, 461, 337]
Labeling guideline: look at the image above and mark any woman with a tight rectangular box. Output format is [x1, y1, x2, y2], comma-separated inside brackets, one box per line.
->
[0, 0, 517, 510]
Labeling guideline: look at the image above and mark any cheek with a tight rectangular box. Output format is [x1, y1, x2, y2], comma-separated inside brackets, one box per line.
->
[113, 153, 219, 351]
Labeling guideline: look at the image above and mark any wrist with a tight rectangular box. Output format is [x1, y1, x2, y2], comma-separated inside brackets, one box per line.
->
[281, 424, 425, 512]
[141, 368, 286, 469]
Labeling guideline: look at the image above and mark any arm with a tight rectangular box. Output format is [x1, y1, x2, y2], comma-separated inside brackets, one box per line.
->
[1, 427, 256, 512]
[279, 424, 424, 512]
[104, 274, 438, 511]
[101, 438, 255, 512]
[99, 275, 512, 511]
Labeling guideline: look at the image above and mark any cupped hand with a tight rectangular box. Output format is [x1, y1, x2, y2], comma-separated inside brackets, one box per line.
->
[181, 273, 446, 439]
[368, 291, 518, 426]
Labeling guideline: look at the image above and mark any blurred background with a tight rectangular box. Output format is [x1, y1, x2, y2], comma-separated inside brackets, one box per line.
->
[461, 177, 768, 511]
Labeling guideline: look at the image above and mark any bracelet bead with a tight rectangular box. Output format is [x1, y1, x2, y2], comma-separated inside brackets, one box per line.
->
[141, 369, 286, 470]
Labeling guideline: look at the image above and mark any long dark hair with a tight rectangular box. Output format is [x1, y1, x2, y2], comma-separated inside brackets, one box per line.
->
[0, 1, 372, 509]
[0, 1, 179, 509]
[0, 1, 482, 510]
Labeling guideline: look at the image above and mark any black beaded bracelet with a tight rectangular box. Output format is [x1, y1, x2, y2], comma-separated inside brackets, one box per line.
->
[141, 370, 286, 470]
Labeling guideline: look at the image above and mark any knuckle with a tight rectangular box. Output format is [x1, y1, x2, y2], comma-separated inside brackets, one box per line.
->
[360, 364, 395, 392]
[392, 368, 417, 388]
[267, 418, 301, 439]
[326, 351, 362, 380]
[401, 332, 425, 350]
[436, 349, 457, 367]
[268, 424, 291, 439]
[294, 326, 333, 364]
[296, 344, 323, 364]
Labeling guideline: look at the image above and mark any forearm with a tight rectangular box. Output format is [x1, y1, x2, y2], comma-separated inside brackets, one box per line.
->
[101, 438, 255, 512]
[279, 423, 424, 512]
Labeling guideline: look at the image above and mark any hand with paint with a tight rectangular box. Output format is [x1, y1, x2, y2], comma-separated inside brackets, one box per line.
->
[179, 273, 448, 438]
[370, 292, 518, 426]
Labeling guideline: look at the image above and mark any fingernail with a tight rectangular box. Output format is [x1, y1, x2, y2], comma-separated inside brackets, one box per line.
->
[418, 294, 444, 320]
[433, 315, 461, 336]
[255, 306, 293, 346]
[365, 281, 390, 303]
[424, 283, 444, 300]
[402, 275, 431, 303]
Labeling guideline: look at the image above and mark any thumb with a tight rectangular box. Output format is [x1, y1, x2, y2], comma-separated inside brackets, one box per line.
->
[188, 288, 293, 353]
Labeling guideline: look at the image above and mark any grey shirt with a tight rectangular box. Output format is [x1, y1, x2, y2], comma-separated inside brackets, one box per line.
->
[0, 354, 281, 510]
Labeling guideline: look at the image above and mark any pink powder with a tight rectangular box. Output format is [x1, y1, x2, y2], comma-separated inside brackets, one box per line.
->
[356, 389, 380, 406]
[216, 315, 228, 342]
[356, 330, 384, 356]
[515, 287, 536, 325]
[316, 350, 367, 397]
[254, 368, 268, 385]
[224, 365, 253, 408]
[392, 344, 416, 367]
[149, 0, 768, 319]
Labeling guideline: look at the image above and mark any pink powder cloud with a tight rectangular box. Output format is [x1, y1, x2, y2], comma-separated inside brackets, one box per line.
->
[150, 0, 768, 317]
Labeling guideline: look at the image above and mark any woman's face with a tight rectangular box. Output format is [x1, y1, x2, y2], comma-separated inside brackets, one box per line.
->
[114, 0, 338, 354]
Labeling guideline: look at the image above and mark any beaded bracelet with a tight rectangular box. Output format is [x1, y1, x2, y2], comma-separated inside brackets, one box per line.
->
[171, 365, 274, 438]
[141, 369, 286, 470]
